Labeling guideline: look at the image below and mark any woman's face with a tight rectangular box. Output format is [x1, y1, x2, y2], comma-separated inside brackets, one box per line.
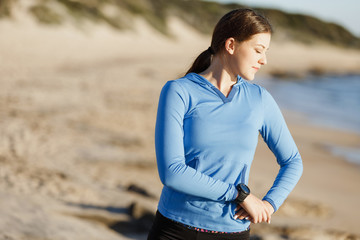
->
[227, 33, 271, 81]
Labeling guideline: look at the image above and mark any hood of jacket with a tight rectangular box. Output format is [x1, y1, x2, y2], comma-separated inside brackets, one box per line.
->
[184, 72, 244, 88]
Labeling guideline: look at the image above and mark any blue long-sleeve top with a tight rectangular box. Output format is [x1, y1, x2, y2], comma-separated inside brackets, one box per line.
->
[155, 73, 303, 232]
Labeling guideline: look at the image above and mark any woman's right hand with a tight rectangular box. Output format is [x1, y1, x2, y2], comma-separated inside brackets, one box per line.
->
[234, 193, 272, 224]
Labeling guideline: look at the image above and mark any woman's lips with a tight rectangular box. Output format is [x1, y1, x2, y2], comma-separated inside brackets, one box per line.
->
[252, 67, 260, 71]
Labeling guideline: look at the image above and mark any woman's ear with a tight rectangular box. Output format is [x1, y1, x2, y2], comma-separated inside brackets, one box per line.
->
[224, 37, 236, 55]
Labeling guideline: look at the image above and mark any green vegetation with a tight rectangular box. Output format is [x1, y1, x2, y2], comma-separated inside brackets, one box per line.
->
[0, 0, 16, 18]
[29, 4, 63, 25]
[57, 0, 125, 29]
[1, 0, 359, 48]
[259, 8, 360, 48]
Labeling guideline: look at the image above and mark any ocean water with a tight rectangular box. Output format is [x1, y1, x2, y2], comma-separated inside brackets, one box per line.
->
[256, 74, 360, 165]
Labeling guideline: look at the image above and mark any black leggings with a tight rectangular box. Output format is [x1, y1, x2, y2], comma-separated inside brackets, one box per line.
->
[147, 211, 250, 240]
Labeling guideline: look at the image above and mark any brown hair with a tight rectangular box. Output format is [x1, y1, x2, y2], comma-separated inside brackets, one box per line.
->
[186, 8, 272, 74]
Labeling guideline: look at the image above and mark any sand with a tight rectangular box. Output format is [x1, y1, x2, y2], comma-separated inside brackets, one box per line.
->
[1, 10, 360, 240]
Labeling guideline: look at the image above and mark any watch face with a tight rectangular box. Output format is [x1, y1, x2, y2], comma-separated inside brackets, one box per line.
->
[240, 184, 250, 194]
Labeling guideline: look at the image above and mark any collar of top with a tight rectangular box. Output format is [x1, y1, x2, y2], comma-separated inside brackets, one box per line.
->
[186, 73, 244, 88]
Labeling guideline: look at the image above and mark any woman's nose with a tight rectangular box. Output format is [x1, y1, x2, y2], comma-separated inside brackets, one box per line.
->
[259, 54, 267, 65]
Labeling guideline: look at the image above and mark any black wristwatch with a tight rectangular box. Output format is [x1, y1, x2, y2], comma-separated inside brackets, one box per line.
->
[234, 183, 250, 204]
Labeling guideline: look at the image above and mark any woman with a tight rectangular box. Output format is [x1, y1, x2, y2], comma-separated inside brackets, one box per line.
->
[148, 8, 303, 240]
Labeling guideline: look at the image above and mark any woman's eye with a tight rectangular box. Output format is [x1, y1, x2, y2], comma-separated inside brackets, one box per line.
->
[255, 49, 261, 53]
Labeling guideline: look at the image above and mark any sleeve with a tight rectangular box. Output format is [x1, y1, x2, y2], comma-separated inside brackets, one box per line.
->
[259, 87, 303, 212]
[155, 81, 238, 202]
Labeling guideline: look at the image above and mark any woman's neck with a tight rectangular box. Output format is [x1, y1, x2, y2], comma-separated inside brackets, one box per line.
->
[199, 57, 237, 97]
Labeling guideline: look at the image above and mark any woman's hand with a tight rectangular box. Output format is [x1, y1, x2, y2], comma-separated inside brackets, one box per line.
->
[234, 194, 273, 224]
[263, 200, 275, 216]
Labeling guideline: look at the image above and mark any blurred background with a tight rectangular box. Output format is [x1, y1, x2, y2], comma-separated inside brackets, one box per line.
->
[0, 0, 359, 239]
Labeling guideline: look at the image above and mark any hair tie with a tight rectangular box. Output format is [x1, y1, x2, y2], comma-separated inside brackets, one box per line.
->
[207, 46, 215, 54]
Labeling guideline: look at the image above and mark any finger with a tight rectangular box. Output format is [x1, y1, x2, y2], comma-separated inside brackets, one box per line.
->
[266, 210, 271, 224]
[258, 213, 263, 224]
[261, 210, 267, 223]
[264, 205, 271, 224]
[235, 209, 245, 219]
[267, 212, 271, 224]
[246, 216, 253, 222]
[235, 205, 243, 212]
[252, 215, 258, 224]
[235, 209, 250, 220]
[239, 212, 250, 220]
[259, 202, 269, 224]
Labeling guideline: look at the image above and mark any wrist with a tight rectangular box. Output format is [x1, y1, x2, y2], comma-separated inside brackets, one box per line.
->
[262, 198, 276, 213]
[234, 183, 250, 204]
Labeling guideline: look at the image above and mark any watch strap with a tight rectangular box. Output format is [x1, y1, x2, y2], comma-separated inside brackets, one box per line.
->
[234, 183, 250, 204]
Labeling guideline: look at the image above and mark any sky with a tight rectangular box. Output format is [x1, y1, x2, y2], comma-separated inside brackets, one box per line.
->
[207, 0, 360, 37]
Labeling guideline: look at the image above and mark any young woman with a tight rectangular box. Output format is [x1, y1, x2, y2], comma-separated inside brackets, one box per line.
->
[148, 8, 303, 240]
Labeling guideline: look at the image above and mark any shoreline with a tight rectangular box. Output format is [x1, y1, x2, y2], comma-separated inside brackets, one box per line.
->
[254, 75, 360, 149]
[283, 110, 360, 166]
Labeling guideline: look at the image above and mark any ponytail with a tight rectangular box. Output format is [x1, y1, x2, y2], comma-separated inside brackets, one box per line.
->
[185, 9, 272, 76]
[185, 47, 214, 75]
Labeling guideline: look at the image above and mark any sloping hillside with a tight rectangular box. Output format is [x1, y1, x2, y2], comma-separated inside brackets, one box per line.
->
[1, 0, 359, 48]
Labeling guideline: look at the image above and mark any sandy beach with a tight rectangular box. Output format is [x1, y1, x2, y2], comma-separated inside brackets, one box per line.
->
[1, 11, 360, 240]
